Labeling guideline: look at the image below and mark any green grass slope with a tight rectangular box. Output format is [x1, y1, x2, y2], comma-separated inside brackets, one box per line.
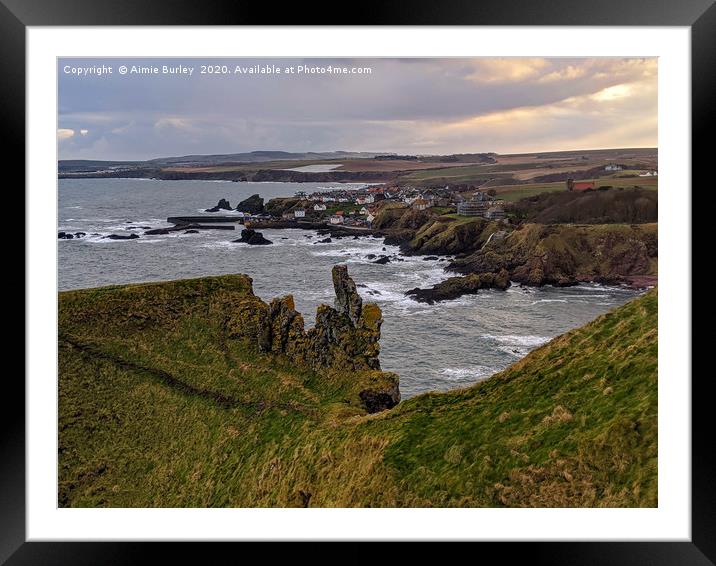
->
[59, 277, 657, 507]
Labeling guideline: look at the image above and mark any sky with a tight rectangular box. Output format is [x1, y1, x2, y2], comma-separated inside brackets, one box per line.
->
[58, 57, 657, 161]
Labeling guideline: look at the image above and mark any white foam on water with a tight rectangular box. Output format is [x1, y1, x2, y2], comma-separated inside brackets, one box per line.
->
[488, 334, 551, 347]
[530, 299, 569, 305]
[201, 240, 242, 250]
[439, 366, 495, 381]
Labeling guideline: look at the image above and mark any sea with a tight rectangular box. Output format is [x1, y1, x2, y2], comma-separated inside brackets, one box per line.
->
[58, 178, 643, 398]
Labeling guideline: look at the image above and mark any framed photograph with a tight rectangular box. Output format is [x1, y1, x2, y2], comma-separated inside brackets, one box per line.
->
[8, 0, 708, 562]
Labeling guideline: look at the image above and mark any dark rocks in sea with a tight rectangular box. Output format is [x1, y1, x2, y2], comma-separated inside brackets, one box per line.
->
[58, 232, 74, 239]
[233, 228, 273, 245]
[184, 229, 199, 234]
[144, 228, 172, 235]
[236, 194, 264, 214]
[372, 256, 391, 265]
[205, 198, 232, 212]
[103, 233, 140, 240]
[423, 256, 439, 261]
[365, 254, 376, 260]
[315, 237, 332, 244]
[405, 269, 510, 304]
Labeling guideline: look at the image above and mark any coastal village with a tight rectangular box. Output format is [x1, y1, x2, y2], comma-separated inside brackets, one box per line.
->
[197, 159, 652, 230]
[207, 182, 511, 229]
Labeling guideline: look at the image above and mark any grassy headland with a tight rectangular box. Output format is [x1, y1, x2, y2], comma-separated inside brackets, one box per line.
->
[59, 270, 657, 507]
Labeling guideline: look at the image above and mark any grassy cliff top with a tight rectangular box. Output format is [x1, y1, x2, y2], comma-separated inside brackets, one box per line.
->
[59, 275, 657, 507]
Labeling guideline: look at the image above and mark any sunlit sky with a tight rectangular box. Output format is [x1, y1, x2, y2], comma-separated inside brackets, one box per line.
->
[58, 57, 657, 161]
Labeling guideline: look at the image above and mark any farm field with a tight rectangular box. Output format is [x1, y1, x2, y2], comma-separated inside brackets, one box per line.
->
[492, 176, 658, 202]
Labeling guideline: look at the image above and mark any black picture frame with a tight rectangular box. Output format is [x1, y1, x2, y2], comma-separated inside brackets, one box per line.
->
[6, 0, 708, 562]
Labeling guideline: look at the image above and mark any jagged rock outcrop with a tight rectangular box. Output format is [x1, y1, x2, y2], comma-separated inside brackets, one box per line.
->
[233, 228, 273, 245]
[332, 264, 362, 325]
[236, 194, 265, 214]
[232, 265, 398, 412]
[253, 265, 384, 371]
[405, 269, 511, 304]
[205, 198, 232, 212]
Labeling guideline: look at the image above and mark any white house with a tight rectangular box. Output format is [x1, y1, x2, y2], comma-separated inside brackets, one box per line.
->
[359, 206, 369, 215]
[294, 209, 306, 218]
[366, 213, 376, 224]
[329, 214, 344, 225]
[313, 203, 327, 211]
[605, 164, 623, 171]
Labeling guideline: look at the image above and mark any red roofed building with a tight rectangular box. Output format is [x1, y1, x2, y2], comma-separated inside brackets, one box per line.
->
[566, 179, 595, 192]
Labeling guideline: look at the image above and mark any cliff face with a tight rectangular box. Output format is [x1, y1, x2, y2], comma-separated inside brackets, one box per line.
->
[449, 223, 657, 286]
[373, 206, 502, 256]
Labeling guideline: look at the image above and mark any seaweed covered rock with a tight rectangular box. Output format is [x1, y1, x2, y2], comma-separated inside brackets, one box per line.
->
[406, 269, 510, 304]
[103, 233, 139, 240]
[233, 228, 273, 245]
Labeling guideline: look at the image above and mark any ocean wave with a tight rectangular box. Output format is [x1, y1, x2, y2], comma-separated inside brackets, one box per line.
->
[439, 366, 495, 381]
[487, 334, 551, 347]
[529, 299, 569, 305]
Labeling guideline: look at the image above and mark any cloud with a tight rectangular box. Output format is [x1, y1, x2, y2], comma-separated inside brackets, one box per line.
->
[57, 128, 75, 140]
[58, 57, 657, 159]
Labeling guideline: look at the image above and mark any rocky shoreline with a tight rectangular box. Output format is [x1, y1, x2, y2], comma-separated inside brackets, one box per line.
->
[60, 192, 658, 305]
